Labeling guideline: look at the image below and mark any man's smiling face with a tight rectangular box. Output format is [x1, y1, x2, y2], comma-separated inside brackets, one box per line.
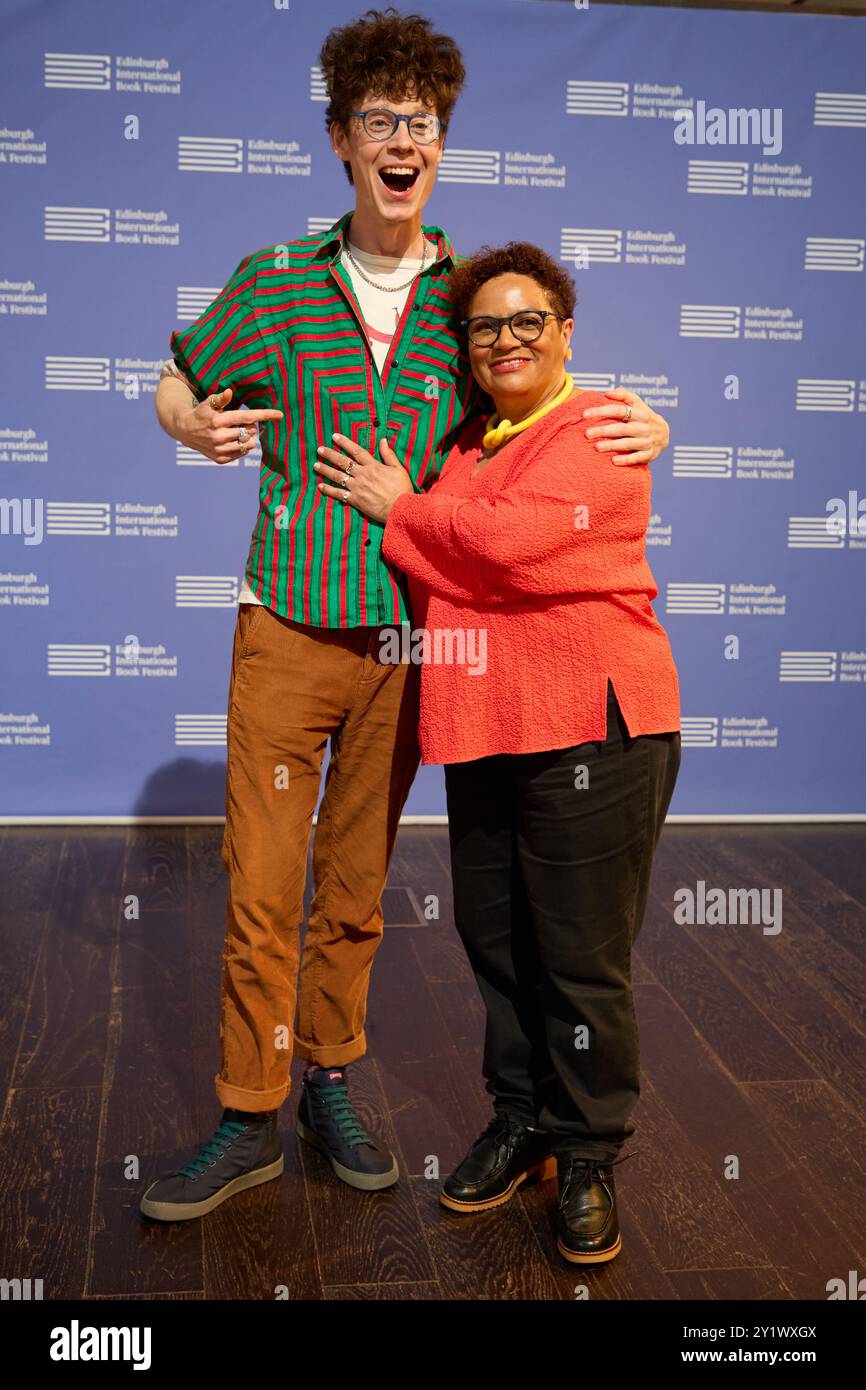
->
[331, 90, 444, 228]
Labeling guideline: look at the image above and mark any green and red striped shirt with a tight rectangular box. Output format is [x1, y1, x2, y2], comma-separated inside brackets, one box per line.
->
[170, 211, 487, 627]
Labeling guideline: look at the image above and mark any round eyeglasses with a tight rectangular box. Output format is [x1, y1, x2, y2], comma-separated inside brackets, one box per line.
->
[349, 108, 442, 145]
[461, 309, 565, 348]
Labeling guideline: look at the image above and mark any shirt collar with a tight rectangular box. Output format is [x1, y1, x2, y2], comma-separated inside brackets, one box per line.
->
[315, 210, 454, 268]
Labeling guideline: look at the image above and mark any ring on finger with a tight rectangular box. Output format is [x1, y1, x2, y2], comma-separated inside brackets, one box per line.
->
[623, 405, 632, 423]
[344, 460, 356, 477]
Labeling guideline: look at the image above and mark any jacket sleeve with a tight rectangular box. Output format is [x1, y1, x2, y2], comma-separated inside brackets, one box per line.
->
[382, 420, 653, 604]
[169, 251, 269, 406]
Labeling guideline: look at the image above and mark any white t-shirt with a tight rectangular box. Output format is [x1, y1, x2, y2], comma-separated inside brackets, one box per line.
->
[238, 235, 435, 607]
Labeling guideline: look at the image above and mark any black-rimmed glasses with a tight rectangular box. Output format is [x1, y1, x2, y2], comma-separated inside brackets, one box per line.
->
[349, 108, 442, 144]
[461, 309, 565, 348]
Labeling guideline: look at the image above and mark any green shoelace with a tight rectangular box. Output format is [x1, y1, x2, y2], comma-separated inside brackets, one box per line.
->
[177, 1119, 247, 1179]
[315, 1082, 374, 1148]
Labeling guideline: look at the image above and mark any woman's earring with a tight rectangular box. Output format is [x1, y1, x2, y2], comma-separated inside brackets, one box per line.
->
[566, 346, 573, 361]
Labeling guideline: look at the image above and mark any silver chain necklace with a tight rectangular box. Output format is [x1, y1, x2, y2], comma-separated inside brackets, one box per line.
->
[342, 233, 430, 293]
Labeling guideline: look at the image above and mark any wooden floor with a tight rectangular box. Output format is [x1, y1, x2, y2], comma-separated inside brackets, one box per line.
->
[0, 823, 864, 1301]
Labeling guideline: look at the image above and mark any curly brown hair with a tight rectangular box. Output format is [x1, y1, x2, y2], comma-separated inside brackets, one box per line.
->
[450, 242, 577, 324]
[319, 7, 466, 186]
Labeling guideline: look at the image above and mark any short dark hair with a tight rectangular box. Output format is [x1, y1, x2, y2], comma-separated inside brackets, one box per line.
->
[450, 242, 577, 324]
[320, 7, 466, 186]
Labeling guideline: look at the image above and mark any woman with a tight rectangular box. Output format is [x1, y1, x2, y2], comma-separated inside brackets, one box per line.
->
[314, 242, 680, 1264]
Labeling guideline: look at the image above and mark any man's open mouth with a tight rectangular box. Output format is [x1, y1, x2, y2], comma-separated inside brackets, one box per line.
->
[378, 165, 420, 194]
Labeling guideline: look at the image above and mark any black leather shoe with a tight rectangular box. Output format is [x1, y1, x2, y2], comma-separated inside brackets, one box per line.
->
[555, 1154, 627, 1263]
[440, 1115, 555, 1213]
[140, 1109, 283, 1222]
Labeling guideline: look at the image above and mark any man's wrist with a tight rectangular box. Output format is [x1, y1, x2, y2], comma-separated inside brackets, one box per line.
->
[157, 362, 201, 442]
[161, 361, 201, 412]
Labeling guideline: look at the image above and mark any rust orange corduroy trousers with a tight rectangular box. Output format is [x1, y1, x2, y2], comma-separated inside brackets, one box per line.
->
[214, 602, 421, 1111]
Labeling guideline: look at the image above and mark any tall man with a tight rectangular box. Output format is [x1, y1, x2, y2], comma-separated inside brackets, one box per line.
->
[141, 6, 670, 1222]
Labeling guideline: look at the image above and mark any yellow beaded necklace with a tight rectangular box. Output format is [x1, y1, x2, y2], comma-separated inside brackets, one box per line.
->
[482, 373, 575, 451]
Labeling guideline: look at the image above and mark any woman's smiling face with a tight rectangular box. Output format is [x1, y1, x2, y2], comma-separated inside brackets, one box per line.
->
[465, 274, 573, 409]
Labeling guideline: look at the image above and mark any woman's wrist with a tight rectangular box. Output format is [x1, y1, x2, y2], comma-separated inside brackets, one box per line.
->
[381, 489, 414, 554]
[384, 489, 414, 521]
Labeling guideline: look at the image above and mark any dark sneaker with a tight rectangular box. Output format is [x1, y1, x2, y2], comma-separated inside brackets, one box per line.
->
[555, 1153, 632, 1263]
[440, 1114, 556, 1213]
[140, 1109, 283, 1222]
[297, 1067, 398, 1191]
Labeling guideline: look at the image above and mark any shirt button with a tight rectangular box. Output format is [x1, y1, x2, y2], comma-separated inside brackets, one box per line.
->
[364, 539, 371, 547]
[373, 417, 380, 426]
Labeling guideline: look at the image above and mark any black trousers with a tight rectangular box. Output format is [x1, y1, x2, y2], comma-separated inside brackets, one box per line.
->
[444, 682, 680, 1163]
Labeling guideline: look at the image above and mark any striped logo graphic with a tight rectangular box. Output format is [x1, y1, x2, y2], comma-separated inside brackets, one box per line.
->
[779, 651, 837, 682]
[566, 80, 629, 117]
[813, 91, 866, 127]
[681, 717, 719, 749]
[787, 516, 846, 549]
[795, 379, 855, 412]
[307, 216, 337, 236]
[178, 136, 243, 173]
[679, 305, 741, 338]
[44, 52, 110, 90]
[560, 228, 622, 264]
[666, 582, 726, 615]
[45, 357, 110, 391]
[309, 66, 328, 102]
[568, 371, 617, 392]
[45, 502, 111, 536]
[175, 576, 239, 607]
[438, 149, 500, 184]
[175, 443, 259, 469]
[176, 287, 220, 321]
[673, 446, 733, 479]
[804, 237, 865, 271]
[44, 206, 110, 242]
[175, 715, 227, 746]
[687, 160, 749, 195]
[47, 644, 111, 677]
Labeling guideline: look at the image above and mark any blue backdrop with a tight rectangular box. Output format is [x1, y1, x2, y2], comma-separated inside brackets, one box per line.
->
[1, 0, 864, 819]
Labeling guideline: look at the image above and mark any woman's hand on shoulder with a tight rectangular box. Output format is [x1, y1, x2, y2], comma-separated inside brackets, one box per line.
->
[579, 387, 669, 466]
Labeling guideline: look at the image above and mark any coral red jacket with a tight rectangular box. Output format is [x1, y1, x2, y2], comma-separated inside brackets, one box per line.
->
[382, 389, 680, 765]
